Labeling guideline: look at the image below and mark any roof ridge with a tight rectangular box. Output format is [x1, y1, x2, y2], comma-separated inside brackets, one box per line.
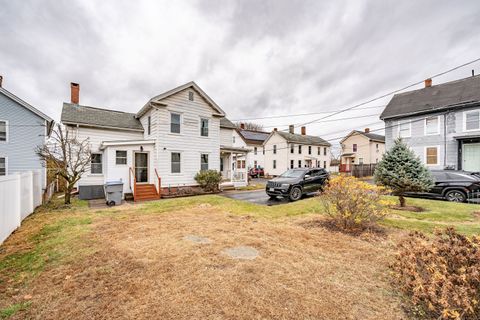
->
[393, 74, 480, 98]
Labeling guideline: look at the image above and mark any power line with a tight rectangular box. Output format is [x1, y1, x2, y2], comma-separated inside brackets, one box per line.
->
[230, 105, 385, 122]
[288, 57, 480, 130]
[261, 113, 381, 129]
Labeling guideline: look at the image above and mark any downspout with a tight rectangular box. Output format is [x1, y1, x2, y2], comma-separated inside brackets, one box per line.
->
[444, 113, 447, 168]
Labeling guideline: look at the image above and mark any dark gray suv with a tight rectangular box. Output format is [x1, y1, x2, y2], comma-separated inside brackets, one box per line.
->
[266, 168, 329, 201]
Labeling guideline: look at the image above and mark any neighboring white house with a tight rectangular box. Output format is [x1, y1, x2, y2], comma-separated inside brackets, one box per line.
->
[263, 125, 331, 176]
[340, 128, 385, 171]
[381, 75, 480, 171]
[61, 81, 246, 201]
[0, 76, 54, 188]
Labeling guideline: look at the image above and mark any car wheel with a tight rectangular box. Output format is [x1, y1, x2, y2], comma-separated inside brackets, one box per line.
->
[444, 190, 467, 202]
[269, 195, 277, 200]
[289, 187, 302, 201]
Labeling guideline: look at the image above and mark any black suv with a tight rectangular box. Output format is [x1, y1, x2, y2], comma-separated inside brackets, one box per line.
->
[266, 168, 329, 201]
[406, 170, 480, 202]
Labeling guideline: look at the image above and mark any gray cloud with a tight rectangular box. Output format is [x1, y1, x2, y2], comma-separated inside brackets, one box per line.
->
[1, 0, 479, 143]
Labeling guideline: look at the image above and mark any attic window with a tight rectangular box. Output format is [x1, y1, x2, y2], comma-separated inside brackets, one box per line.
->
[188, 91, 194, 101]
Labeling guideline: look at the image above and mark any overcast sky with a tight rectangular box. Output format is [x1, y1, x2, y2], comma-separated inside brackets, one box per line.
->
[1, 0, 479, 147]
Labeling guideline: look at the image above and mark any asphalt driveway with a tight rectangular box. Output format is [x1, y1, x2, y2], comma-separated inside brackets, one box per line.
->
[222, 189, 290, 206]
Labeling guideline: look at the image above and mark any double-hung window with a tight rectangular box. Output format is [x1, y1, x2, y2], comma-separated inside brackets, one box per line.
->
[308, 146, 312, 155]
[273, 145, 277, 154]
[273, 160, 276, 169]
[290, 144, 294, 154]
[170, 113, 181, 133]
[147, 116, 151, 135]
[91, 153, 103, 174]
[298, 145, 302, 154]
[200, 118, 209, 137]
[317, 147, 320, 155]
[171, 152, 181, 173]
[353, 144, 357, 152]
[398, 121, 411, 138]
[425, 116, 439, 135]
[200, 154, 209, 171]
[0, 157, 5, 175]
[0, 120, 7, 142]
[425, 147, 438, 165]
[464, 110, 480, 131]
[116, 151, 127, 165]
[290, 160, 294, 169]
[254, 147, 257, 155]
[298, 160, 302, 168]
[324, 147, 327, 156]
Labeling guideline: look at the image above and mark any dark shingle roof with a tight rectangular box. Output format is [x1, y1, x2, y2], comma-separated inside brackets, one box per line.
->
[353, 130, 385, 142]
[220, 117, 236, 129]
[238, 130, 270, 144]
[380, 75, 480, 120]
[61, 103, 143, 131]
[275, 131, 331, 146]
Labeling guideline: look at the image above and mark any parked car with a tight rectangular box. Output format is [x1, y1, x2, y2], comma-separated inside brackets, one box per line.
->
[266, 168, 329, 201]
[249, 167, 264, 178]
[405, 170, 480, 202]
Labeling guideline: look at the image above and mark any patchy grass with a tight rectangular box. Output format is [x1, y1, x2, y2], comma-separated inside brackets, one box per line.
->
[0, 192, 478, 319]
[0, 302, 31, 319]
[236, 182, 266, 191]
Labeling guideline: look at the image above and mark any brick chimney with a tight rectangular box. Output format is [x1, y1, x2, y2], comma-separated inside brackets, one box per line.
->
[70, 82, 80, 104]
[240, 123, 245, 130]
[301, 126, 306, 135]
[273, 128, 278, 131]
[424, 78, 432, 88]
[364, 128, 370, 133]
[289, 125, 294, 134]
[0, 75, 3, 88]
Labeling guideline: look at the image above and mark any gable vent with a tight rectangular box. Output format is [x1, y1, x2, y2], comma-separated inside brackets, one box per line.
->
[188, 91, 194, 101]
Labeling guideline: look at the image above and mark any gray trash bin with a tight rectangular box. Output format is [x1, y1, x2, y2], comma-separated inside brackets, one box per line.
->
[104, 181, 124, 206]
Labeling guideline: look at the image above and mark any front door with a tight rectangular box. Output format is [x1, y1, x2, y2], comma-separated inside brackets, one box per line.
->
[134, 152, 148, 183]
[463, 143, 480, 171]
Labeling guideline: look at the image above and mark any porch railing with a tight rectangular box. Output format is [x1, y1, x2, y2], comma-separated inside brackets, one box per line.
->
[129, 167, 137, 201]
[155, 168, 161, 199]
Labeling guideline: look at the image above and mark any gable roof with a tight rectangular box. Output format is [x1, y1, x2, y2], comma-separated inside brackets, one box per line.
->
[0, 86, 54, 135]
[265, 130, 331, 147]
[137, 81, 226, 118]
[238, 129, 270, 145]
[220, 117, 236, 129]
[61, 103, 144, 131]
[380, 75, 480, 120]
[340, 130, 385, 144]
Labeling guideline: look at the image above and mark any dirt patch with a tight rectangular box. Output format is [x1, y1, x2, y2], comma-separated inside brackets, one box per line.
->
[390, 205, 425, 212]
[222, 246, 259, 260]
[6, 208, 406, 319]
[183, 235, 212, 244]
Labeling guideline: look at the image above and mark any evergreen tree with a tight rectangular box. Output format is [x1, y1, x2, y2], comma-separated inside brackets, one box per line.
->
[374, 138, 434, 207]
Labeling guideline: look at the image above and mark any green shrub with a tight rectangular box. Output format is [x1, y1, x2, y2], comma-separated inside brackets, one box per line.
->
[321, 175, 391, 231]
[194, 170, 222, 192]
[390, 228, 480, 319]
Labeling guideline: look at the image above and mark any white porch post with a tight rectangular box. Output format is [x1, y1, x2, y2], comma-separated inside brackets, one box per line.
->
[230, 152, 234, 183]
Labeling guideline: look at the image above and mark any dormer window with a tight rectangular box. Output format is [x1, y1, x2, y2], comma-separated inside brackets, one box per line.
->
[188, 91, 194, 101]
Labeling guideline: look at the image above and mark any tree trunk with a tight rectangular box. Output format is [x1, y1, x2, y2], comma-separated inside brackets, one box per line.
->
[64, 189, 71, 205]
[399, 194, 406, 207]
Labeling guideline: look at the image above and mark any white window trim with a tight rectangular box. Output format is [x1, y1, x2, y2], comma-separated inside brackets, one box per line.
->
[90, 152, 104, 175]
[463, 110, 480, 132]
[170, 151, 182, 175]
[115, 150, 128, 166]
[424, 116, 440, 136]
[169, 112, 183, 135]
[199, 117, 210, 137]
[0, 119, 8, 143]
[397, 120, 412, 138]
[200, 152, 209, 171]
[0, 156, 7, 176]
[424, 146, 440, 166]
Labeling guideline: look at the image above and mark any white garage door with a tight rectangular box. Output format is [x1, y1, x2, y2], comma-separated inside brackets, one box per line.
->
[463, 143, 480, 171]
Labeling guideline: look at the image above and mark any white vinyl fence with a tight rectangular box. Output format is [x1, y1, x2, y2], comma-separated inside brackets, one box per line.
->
[0, 170, 44, 244]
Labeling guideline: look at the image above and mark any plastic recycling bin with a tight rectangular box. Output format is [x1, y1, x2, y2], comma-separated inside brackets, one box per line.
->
[104, 181, 124, 206]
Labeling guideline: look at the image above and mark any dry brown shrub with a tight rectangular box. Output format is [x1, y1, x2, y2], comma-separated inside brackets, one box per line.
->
[390, 227, 480, 319]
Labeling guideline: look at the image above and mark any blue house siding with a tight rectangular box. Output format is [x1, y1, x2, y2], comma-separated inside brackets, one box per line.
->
[384, 106, 480, 170]
[0, 93, 48, 187]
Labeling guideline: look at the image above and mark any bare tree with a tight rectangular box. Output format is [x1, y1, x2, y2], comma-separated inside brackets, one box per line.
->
[36, 124, 91, 204]
[236, 121, 264, 131]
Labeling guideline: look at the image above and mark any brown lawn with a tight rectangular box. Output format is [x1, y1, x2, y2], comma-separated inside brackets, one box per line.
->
[0, 196, 407, 319]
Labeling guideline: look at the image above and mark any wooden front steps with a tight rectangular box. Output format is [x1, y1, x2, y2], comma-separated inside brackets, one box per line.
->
[135, 184, 160, 201]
